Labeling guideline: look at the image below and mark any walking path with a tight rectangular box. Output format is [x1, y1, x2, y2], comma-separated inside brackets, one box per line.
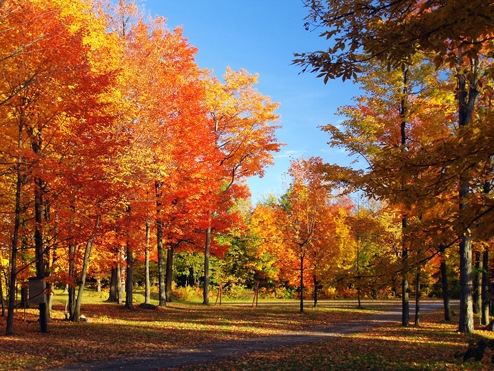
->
[55, 300, 447, 371]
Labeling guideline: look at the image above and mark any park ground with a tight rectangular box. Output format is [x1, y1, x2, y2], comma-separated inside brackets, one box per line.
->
[1, 290, 493, 370]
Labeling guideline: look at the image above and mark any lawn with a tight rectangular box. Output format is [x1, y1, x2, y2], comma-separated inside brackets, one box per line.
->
[0, 290, 491, 370]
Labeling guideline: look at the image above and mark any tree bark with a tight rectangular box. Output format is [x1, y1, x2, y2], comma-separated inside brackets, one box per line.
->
[72, 216, 99, 322]
[457, 49, 478, 334]
[68, 244, 76, 318]
[107, 265, 120, 303]
[20, 285, 28, 308]
[300, 253, 304, 313]
[0, 267, 4, 317]
[440, 259, 452, 321]
[165, 243, 175, 302]
[156, 181, 166, 307]
[34, 173, 47, 333]
[156, 220, 165, 306]
[144, 218, 151, 304]
[482, 250, 490, 326]
[313, 275, 318, 308]
[45, 205, 54, 324]
[117, 250, 123, 304]
[401, 214, 409, 326]
[356, 231, 362, 309]
[415, 272, 421, 326]
[473, 251, 482, 315]
[46, 282, 53, 323]
[203, 226, 211, 305]
[125, 239, 134, 310]
[402, 278, 409, 326]
[459, 235, 474, 333]
[400, 70, 409, 327]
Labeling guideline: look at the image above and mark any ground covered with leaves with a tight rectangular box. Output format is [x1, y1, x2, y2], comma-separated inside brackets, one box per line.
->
[0, 294, 373, 370]
[1, 293, 492, 370]
[178, 311, 494, 371]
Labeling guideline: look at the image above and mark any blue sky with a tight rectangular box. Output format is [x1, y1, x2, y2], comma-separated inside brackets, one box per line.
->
[140, 0, 360, 203]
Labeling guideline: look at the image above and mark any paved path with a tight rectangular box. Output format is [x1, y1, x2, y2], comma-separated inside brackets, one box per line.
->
[55, 300, 448, 371]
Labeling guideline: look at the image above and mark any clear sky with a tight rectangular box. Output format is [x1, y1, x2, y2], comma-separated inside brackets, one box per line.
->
[140, 0, 360, 203]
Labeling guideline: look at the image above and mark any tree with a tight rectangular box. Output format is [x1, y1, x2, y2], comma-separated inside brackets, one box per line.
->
[200, 67, 282, 304]
[102, 0, 221, 308]
[295, 0, 494, 333]
[255, 158, 352, 312]
[319, 55, 457, 316]
[294, 0, 494, 81]
[341, 200, 402, 305]
[1, 0, 119, 333]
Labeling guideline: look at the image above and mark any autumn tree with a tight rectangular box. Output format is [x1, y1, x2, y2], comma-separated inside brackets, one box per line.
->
[254, 158, 352, 312]
[318, 54, 456, 316]
[340, 200, 402, 305]
[99, 0, 225, 310]
[200, 67, 282, 304]
[0, 0, 121, 333]
[295, 0, 494, 333]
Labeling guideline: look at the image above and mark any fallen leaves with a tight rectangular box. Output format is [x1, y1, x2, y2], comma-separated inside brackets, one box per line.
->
[177, 311, 494, 371]
[0, 300, 369, 370]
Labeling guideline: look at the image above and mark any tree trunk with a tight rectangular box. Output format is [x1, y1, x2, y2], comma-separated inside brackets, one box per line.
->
[457, 50, 478, 334]
[123, 206, 133, 310]
[107, 265, 120, 303]
[313, 275, 318, 308]
[144, 218, 151, 304]
[356, 232, 362, 309]
[156, 219, 165, 306]
[6, 105, 24, 335]
[96, 278, 101, 293]
[401, 216, 409, 326]
[117, 251, 123, 305]
[482, 250, 490, 326]
[459, 234, 474, 333]
[300, 253, 304, 313]
[46, 282, 53, 323]
[402, 278, 409, 326]
[190, 267, 196, 287]
[45, 206, 54, 324]
[414, 272, 421, 327]
[203, 226, 211, 305]
[125, 239, 134, 310]
[20, 285, 28, 308]
[72, 216, 99, 322]
[401, 217, 409, 326]
[400, 70, 409, 328]
[473, 251, 481, 315]
[68, 244, 76, 318]
[0, 268, 4, 316]
[356, 290, 362, 308]
[34, 173, 47, 333]
[440, 259, 452, 321]
[165, 243, 175, 302]
[156, 181, 166, 307]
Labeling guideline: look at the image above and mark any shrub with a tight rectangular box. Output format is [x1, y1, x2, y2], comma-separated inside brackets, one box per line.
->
[173, 286, 203, 301]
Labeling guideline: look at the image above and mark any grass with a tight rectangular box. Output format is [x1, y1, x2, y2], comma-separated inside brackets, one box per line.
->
[0, 289, 491, 370]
